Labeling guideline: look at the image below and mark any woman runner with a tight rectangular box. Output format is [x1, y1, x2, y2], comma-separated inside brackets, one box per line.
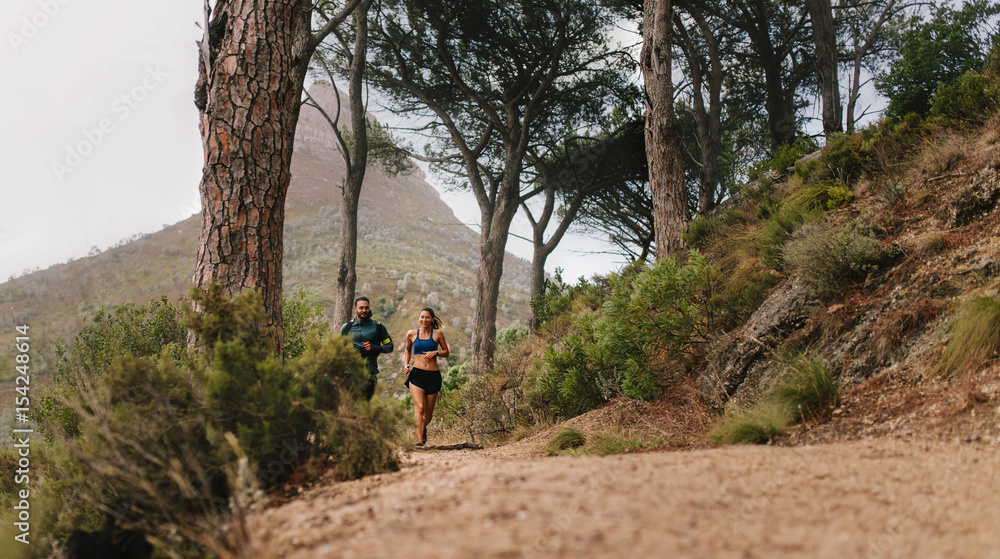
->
[403, 307, 450, 446]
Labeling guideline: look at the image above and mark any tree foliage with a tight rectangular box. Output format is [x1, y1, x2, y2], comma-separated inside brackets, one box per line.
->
[876, 0, 1000, 119]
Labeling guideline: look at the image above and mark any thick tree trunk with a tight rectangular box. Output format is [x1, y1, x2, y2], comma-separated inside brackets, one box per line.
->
[642, 0, 688, 259]
[193, 0, 314, 354]
[470, 168, 521, 372]
[761, 55, 798, 151]
[334, 3, 371, 329]
[192, 0, 358, 354]
[805, 0, 843, 136]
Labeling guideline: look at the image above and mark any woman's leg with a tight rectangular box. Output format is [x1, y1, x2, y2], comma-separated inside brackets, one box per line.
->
[409, 382, 427, 443]
[423, 393, 438, 442]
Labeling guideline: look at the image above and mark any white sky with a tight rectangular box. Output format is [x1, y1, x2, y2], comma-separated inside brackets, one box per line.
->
[0, 0, 625, 286]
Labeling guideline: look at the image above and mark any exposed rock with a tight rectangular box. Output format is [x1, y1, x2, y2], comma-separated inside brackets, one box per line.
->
[944, 167, 1000, 227]
[700, 276, 821, 409]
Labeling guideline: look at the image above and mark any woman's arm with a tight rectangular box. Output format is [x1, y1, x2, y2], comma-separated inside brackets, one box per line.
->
[433, 330, 449, 359]
[403, 329, 415, 370]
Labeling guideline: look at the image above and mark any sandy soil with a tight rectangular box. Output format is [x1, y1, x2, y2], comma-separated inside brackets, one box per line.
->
[246, 433, 1000, 559]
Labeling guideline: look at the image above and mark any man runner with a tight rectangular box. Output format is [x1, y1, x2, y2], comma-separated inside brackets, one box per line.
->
[340, 296, 394, 400]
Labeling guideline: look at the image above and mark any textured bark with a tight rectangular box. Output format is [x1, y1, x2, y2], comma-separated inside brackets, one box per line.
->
[642, 0, 688, 259]
[470, 163, 522, 372]
[192, 0, 358, 354]
[804, 0, 843, 136]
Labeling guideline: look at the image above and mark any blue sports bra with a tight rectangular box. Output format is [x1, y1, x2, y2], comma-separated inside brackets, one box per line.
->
[413, 329, 438, 355]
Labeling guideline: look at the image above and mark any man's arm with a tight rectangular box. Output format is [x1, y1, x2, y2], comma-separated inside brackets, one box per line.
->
[376, 322, 394, 354]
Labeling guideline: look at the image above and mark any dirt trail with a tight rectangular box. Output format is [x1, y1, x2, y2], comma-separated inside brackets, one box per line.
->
[247, 435, 1000, 558]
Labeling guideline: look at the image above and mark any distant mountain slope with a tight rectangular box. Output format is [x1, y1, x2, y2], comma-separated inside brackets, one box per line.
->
[0, 84, 531, 399]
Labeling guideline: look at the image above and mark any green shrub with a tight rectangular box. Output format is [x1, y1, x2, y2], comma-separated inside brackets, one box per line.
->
[531, 269, 605, 331]
[855, 115, 928, 180]
[825, 185, 854, 211]
[936, 296, 1000, 378]
[539, 253, 719, 418]
[39, 285, 397, 557]
[325, 397, 404, 481]
[771, 353, 840, 422]
[53, 353, 230, 557]
[783, 221, 899, 301]
[496, 323, 529, 352]
[813, 132, 862, 187]
[283, 287, 332, 360]
[36, 297, 186, 439]
[599, 252, 719, 399]
[747, 137, 820, 183]
[539, 312, 620, 417]
[441, 361, 472, 394]
[545, 427, 586, 454]
[756, 203, 823, 270]
[931, 70, 1000, 126]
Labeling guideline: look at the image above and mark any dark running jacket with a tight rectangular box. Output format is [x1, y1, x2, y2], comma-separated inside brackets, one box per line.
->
[340, 318, 394, 376]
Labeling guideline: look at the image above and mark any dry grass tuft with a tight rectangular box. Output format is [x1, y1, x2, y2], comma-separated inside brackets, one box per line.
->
[871, 299, 945, 361]
[936, 296, 1000, 378]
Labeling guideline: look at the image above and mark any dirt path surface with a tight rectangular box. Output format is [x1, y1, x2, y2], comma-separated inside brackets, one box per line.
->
[247, 435, 1000, 558]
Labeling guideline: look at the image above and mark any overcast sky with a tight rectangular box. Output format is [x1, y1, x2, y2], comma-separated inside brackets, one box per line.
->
[0, 0, 629, 286]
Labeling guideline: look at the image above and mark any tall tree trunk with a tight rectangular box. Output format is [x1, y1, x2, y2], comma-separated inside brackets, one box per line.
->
[192, 0, 359, 354]
[334, 1, 372, 328]
[528, 247, 547, 333]
[470, 165, 522, 372]
[642, 0, 688, 259]
[761, 51, 798, 150]
[805, 0, 843, 136]
[675, 1, 724, 214]
[525, 185, 586, 332]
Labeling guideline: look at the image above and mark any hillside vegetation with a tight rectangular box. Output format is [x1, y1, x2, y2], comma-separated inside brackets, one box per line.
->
[433, 79, 1000, 453]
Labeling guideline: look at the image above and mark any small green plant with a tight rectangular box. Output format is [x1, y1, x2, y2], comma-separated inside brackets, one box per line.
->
[770, 353, 840, 422]
[531, 269, 604, 332]
[756, 203, 822, 270]
[545, 427, 586, 454]
[496, 323, 529, 352]
[936, 296, 1000, 378]
[711, 352, 838, 445]
[709, 402, 789, 445]
[683, 216, 719, 248]
[825, 185, 853, 211]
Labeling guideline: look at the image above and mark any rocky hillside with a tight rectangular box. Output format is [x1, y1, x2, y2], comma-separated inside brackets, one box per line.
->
[0, 84, 532, 401]
[700, 123, 1000, 442]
